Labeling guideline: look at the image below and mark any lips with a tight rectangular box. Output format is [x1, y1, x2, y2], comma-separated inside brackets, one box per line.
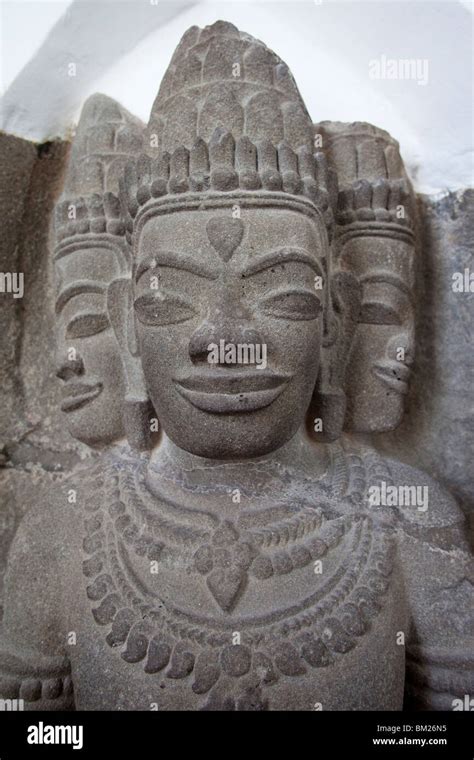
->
[61, 382, 103, 412]
[174, 371, 290, 413]
[372, 361, 411, 394]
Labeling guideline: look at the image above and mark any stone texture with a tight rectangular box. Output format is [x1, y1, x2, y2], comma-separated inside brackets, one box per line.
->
[0, 21, 472, 712]
[375, 190, 474, 530]
[0, 133, 86, 617]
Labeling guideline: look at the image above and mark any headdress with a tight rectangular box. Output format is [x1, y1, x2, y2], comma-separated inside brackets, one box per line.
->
[120, 21, 338, 248]
[54, 93, 143, 265]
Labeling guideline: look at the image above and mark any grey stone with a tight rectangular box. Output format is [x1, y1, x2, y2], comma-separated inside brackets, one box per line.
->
[0, 21, 472, 712]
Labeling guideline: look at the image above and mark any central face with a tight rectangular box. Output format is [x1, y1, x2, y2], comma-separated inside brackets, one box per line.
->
[134, 206, 326, 458]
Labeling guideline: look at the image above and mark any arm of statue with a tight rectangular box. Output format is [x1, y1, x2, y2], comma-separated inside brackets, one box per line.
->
[390, 460, 474, 711]
[0, 498, 74, 710]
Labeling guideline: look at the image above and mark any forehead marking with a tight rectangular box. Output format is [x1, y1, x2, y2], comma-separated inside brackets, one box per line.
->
[206, 217, 244, 262]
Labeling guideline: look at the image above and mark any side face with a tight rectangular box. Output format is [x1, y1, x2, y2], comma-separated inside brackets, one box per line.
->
[340, 236, 415, 431]
[55, 243, 126, 446]
[134, 206, 327, 458]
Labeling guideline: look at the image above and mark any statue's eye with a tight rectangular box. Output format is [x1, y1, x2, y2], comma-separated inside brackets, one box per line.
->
[359, 302, 402, 325]
[259, 290, 322, 320]
[134, 292, 196, 326]
[66, 313, 109, 338]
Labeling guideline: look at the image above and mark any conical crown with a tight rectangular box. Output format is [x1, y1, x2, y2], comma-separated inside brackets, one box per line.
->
[55, 93, 144, 249]
[146, 20, 313, 154]
[121, 22, 337, 243]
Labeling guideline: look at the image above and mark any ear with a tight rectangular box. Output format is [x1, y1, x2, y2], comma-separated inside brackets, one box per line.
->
[331, 270, 361, 360]
[308, 270, 361, 442]
[106, 277, 132, 355]
[127, 300, 140, 358]
[107, 277, 145, 389]
[107, 277, 153, 451]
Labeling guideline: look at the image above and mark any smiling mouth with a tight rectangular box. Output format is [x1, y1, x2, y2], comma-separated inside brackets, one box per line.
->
[61, 382, 103, 412]
[174, 371, 290, 413]
[372, 361, 411, 395]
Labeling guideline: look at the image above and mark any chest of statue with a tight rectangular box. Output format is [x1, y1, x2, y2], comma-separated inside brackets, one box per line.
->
[63, 457, 407, 711]
[67, 594, 405, 710]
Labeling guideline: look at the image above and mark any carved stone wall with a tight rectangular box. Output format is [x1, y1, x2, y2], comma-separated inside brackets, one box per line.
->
[0, 19, 472, 713]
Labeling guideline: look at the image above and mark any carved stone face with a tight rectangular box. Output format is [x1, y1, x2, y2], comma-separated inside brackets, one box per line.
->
[134, 206, 326, 458]
[341, 236, 415, 431]
[55, 245, 126, 446]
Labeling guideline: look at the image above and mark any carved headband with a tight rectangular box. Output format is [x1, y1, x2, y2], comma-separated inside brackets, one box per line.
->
[119, 129, 338, 243]
[336, 177, 415, 228]
[54, 192, 126, 247]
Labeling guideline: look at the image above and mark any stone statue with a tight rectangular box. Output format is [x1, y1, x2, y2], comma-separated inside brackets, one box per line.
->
[0, 21, 472, 712]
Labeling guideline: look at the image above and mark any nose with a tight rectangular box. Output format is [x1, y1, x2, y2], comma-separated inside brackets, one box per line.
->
[189, 321, 264, 364]
[56, 354, 85, 381]
[188, 296, 265, 367]
[387, 332, 414, 366]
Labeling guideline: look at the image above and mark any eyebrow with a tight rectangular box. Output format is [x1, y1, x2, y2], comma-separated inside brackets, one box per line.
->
[135, 251, 218, 283]
[242, 248, 324, 278]
[360, 272, 411, 295]
[55, 281, 106, 314]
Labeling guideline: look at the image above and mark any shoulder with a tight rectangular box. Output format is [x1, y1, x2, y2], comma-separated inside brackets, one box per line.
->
[7, 445, 135, 568]
[382, 457, 467, 533]
[339, 438, 468, 545]
[8, 485, 70, 569]
[2, 493, 68, 655]
[1, 457, 104, 647]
